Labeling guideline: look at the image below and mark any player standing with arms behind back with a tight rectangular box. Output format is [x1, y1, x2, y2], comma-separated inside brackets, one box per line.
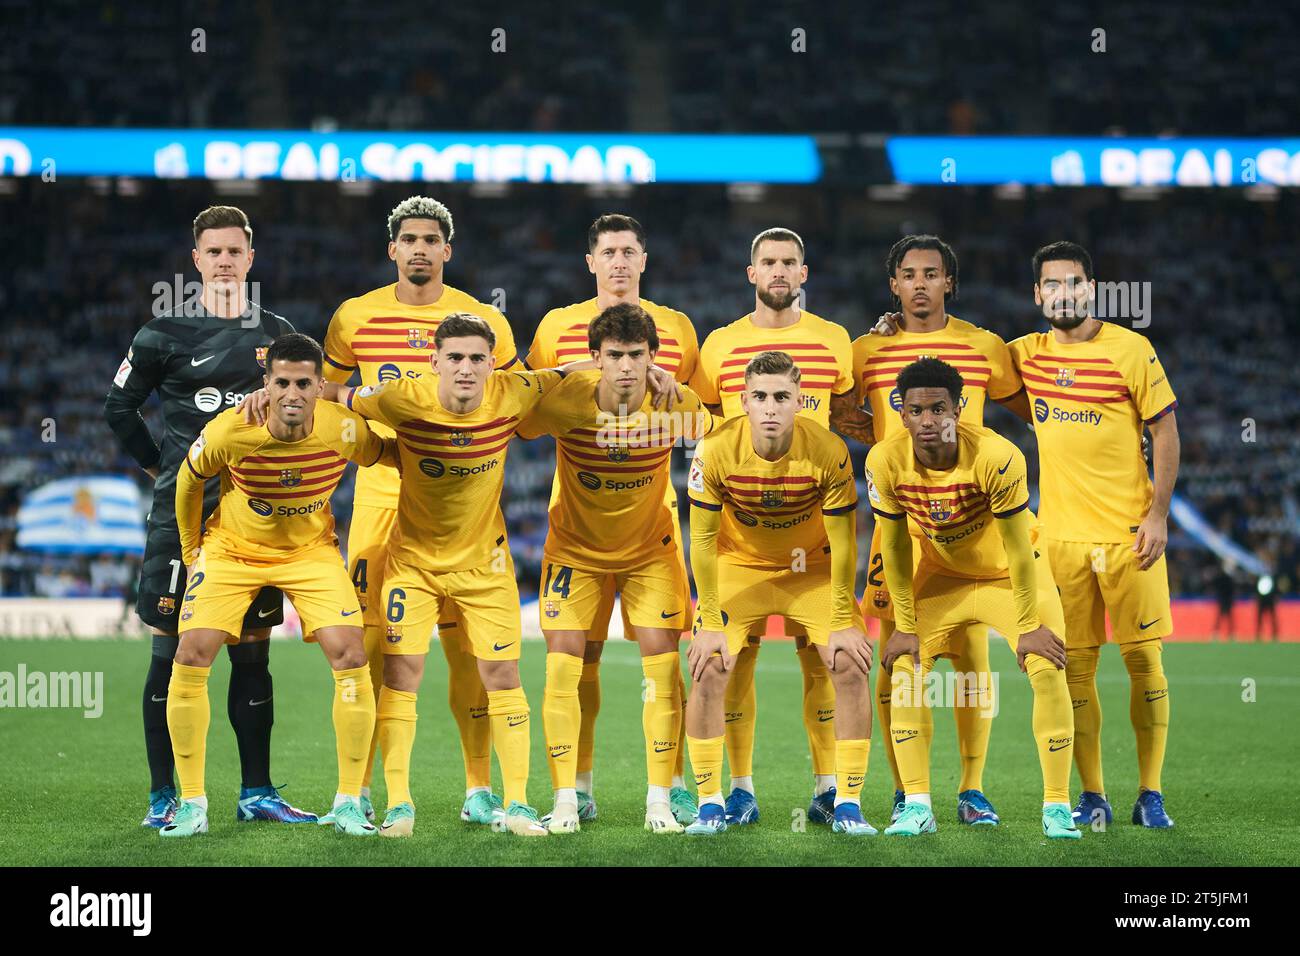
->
[689, 228, 855, 827]
[104, 206, 313, 829]
[526, 214, 700, 826]
[1009, 241, 1179, 829]
[316, 197, 519, 828]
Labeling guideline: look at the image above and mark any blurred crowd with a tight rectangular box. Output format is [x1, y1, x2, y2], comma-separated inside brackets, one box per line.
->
[1, 0, 1295, 136]
[0, 178, 1295, 604]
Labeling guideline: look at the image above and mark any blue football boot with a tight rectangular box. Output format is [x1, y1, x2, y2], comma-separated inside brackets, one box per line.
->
[1072, 791, 1113, 828]
[141, 785, 178, 828]
[1132, 790, 1174, 828]
[236, 785, 318, 823]
[808, 787, 836, 825]
[724, 787, 760, 825]
[957, 789, 1000, 826]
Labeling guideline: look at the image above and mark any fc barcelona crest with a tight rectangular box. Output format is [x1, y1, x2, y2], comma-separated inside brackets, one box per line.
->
[606, 445, 630, 463]
[255, 346, 268, 368]
[872, 589, 889, 609]
[544, 601, 560, 619]
[180, 605, 194, 622]
[157, 596, 176, 615]
[450, 431, 473, 447]
[1054, 366, 1076, 388]
[761, 489, 784, 509]
[928, 498, 952, 521]
[279, 468, 302, 487]
[386, 624, 403, 644]
[407, 328, 429, 349]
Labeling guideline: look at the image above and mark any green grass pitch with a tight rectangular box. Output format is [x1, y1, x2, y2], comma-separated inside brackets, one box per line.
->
[1, 638, 1295, 866]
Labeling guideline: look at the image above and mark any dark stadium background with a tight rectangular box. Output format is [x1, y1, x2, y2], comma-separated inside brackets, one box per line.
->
[0, 0, 1295, 633]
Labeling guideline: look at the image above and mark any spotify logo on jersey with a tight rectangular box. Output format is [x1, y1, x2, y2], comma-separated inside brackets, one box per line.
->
[419, 458, 445, 478]
[247, 498, 273, 516]
[889, 388, 902, 411]
[577, 471, 602, 491]
[194, 387, 223, 412]
[378, 364, 403, 383]
[734, 510, 758, 527]
[1034, 398, 1049, 423]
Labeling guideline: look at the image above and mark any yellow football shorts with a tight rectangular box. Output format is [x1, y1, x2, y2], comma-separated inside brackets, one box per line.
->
[540, 548, 688, 635]
[179, 542, 359, 641]
[1046, 537, 1172, 647]
[375, 552, 522, 660]
[579, 495, 694, 642]
[348, 502, 473, 654]
[862, 520, 928, 621]
[696, 557, 863, 657]
[911, 546, 1067, 661]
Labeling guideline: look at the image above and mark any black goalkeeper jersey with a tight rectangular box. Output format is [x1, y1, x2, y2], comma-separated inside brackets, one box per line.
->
[104, 300, 294, 525]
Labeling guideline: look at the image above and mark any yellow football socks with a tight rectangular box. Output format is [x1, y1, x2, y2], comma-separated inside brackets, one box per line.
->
[359, 625, 385, 790]
[641, 652, 680, 788]
[441, 631, 492, 791]
[951, 630, 993, 793]
[543, 653, 584, 790]
[1123, 640, 1169, 793]
[687, 734, 724, 801]
[1065, 645, 1104, 793]
[723, 643, 758, 778]
[577, 660, 601, 780]
[835, 738, 871, 803]
[673, 665, 687, 781]
[888, 655, 934, 796]
[798, 645, 837, 776]
[487, 687, 531, 807]
[167, 662, 211, 800]
[332, 665, 375, 797]
[874, 621, 905, 792]
[1026, 654, 1074, 804]
[377, 685, 418, 807]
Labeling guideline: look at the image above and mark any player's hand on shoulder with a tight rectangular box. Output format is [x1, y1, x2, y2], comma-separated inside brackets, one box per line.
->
[238, 387, 270, 425]
[870, 312, 902, 337]
[647, 365, 683, 410]
[827, 626, 873, 674]
[882, 629, 920, 672]
[687, 628, 731, 681]
[830, 395, 874, 446]
[1015, 626, 1066, 672]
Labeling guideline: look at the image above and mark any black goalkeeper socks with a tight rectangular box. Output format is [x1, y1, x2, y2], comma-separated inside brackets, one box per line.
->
[143, 650, 176, 793]
[227, 641, 274, 790]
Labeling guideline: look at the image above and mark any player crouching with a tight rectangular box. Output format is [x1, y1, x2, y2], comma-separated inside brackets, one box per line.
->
[685, 351, 878, 836]
[161, 334, 395, 838]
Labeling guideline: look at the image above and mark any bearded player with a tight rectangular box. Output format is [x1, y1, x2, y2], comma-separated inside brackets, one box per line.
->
[526, 214, 699, 826]
[1009, 241, 1179, 829]
[689, 227, 855, 827]
[686, 351, 876, 837]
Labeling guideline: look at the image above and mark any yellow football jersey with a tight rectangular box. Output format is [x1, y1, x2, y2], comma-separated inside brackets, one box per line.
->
[690, 310, 854, 426]
[865, 422, 1032, 580]
[178, 402, 388, 563]
[322, 282, 519, 510]
[1009, 322, 1177, 544]
[526, 297, 699, 383]
[346, 369, 562, 572]
[687, 416, 857, 570]
[517, 370, 712, 571]
[852, 314, 1022, 442]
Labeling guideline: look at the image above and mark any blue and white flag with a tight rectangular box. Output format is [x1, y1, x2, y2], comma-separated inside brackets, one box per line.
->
[16, 476, 146, 554]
